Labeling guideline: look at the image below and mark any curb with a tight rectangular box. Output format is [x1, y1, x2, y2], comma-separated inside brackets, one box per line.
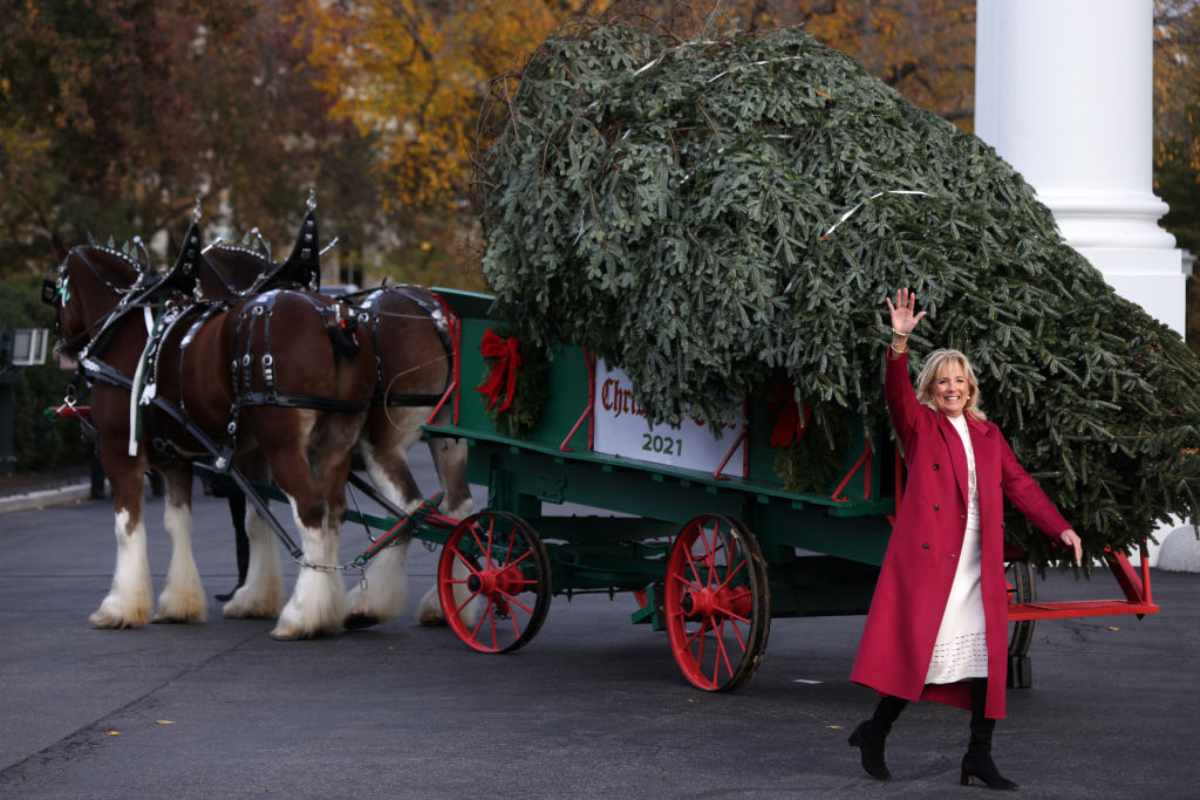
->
[0, 482, 93, 514]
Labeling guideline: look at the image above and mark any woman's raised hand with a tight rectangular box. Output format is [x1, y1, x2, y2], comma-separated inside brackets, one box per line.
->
[886, 288, 926, 336]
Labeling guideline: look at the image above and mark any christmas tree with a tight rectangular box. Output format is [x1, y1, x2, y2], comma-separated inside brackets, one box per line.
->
[476, 23, 1200, 565]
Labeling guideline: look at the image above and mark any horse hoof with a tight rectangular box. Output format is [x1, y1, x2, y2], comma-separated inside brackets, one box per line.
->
[152, 609, 205, 624]
[344, 612, 382, 630]
[268, 626, 303, 641]
[269, 623, 336, 640]
[89, 608, 147, 629]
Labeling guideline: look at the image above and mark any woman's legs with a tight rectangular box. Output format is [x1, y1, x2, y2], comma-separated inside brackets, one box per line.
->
[961, 678, 1018, 790]
[850, 695, 908, 781]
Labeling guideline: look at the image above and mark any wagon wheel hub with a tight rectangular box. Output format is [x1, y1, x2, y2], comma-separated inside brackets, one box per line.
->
[467, 565, 524, 601]
[682, 587, 719, 619]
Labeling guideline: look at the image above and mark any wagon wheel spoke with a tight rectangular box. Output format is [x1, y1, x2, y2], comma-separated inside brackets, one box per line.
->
[468, 524, 489, 566]
[503, 527, 517, 564]
[509, 611, 523, 640]
[728, 617, 748, 652]
[714, 620, 735, 683]
[454, 589, 482, 616]
[712, 603, 750, 625]
[484, 516, 496, 569]
[470, 598, 495, 641]
[489, 603, 499, 650]
[717, 558, 747, 591]
[688, 617, 708, 662]
[449, 547, 481, 577]
[497, 589, 535, 616]
[507, 548, 535, 569]
[683, 539, 705, 587]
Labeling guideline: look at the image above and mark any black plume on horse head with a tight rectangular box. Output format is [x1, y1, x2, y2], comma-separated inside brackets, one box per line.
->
[278, 206, 322, 291]
[158, 219, 203, 298]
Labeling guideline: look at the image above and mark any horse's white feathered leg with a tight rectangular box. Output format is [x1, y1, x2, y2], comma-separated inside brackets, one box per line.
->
[271, 500, 346, 639]
[417, 436, 478, 626]
[416, 552, 483, 628]
[223, 507, 284, 619]
[90, 509, 153, 628]
[344, 438, 422, 627]
[153, 495, 206, 623]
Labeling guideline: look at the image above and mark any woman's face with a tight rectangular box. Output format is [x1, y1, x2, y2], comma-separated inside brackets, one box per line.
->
[933, 362, 969, 418]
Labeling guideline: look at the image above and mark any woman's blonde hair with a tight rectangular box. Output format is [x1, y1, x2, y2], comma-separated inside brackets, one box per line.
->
[915, 348, 987, 421]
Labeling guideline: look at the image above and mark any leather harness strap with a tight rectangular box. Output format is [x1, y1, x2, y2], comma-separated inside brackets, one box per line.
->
[360, 285, 454, 407]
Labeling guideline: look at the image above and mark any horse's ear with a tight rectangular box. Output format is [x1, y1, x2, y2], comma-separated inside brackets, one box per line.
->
[280, 200, 321, 291]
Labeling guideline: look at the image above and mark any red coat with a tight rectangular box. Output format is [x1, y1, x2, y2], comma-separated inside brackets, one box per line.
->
[850, 349, 1070, 719]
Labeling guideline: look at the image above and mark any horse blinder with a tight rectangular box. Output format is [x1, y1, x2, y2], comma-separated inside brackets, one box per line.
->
[41, 278, 58, 306]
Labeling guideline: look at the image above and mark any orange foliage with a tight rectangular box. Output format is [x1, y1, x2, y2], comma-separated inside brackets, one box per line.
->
[1154, 0, 1200, 173]
[299, 1, 608, 213]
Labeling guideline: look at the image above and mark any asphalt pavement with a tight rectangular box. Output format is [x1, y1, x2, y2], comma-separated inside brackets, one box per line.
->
[1, 448, 1197, 800]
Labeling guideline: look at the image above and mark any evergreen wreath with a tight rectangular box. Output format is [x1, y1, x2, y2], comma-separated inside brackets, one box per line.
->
[477, 329, 550, 440]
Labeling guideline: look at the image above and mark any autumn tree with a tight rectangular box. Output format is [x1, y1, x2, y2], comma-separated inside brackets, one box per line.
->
[1153, 0, 1200, 350]
[0, 0, 377, 278]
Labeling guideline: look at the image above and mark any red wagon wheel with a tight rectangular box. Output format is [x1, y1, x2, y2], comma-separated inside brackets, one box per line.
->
[437, 511, 552, 654]
[664, 514, 770, 691]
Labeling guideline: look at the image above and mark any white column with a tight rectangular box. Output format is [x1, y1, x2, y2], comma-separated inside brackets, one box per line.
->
[975, 0, 1185, 335]
[976, 0, 1190, 569]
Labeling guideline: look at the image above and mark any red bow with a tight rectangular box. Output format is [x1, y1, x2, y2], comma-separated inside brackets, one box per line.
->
[768, 384, 812, 448]
[476, 329, 523, 412]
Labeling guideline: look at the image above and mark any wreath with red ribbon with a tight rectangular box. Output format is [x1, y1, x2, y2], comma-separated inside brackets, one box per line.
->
[475, 328, 548, 438]
[769, 383, 849, 494]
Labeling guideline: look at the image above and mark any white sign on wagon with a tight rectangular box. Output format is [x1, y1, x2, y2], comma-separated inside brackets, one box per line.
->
[592, 360, 747, 477]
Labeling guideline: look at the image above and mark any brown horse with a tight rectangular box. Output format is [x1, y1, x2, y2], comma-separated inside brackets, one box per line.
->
[198, 243, 474, 627]
[48, 212, 376, 639]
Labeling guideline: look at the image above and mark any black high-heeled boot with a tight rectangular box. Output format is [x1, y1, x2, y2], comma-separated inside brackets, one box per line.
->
[961, 679, 1018, 790]
[849, 695, 907, 781]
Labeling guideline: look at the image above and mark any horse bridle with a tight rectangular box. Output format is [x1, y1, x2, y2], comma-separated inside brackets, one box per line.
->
[43, 249, 156, 358]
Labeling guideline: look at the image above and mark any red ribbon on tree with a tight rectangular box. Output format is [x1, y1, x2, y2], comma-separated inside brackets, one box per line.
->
[768, 383, 812, 448]
[476, 329, 523, 412]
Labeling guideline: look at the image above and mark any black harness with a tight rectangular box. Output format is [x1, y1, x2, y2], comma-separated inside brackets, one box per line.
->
[359, 285, 454, 407]
[228, 289, 370, 416]
[64, 274, 369, 471]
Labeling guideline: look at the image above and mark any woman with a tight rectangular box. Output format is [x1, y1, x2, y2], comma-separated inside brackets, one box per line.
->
[849, 288, 1083, 789]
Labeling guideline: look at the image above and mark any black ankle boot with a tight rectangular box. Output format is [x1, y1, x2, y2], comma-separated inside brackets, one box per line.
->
[849, 719, 892, 780]
[849, 695, 907, 781]
[961, 717, 1018, 790]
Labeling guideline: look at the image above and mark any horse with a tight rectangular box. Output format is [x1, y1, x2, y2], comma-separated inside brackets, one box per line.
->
[198, 242, 475, 628]
[46, 210, 377, 639]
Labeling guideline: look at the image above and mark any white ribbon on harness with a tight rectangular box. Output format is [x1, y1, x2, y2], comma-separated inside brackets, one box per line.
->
[127, 307, 157, 457]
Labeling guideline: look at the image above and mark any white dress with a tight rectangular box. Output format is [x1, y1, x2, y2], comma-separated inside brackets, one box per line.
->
[925, 413, 989, 684]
